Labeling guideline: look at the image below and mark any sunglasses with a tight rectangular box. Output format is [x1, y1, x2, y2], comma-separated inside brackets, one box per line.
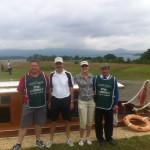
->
[81, 65, 88, 68]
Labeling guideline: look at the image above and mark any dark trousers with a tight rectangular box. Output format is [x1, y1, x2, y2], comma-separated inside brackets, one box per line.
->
[8, 68, 12, 75]
[95, 108, 113, 141]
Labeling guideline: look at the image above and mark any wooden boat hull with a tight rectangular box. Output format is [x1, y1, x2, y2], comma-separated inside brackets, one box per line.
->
[0, 81, 150, 137]
[0, 98, 150, 138]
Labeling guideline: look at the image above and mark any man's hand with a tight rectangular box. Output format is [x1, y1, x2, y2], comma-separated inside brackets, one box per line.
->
[113, 105, 118, 113]
[48, 102, 51, 110]
[70, 102, 74, 111]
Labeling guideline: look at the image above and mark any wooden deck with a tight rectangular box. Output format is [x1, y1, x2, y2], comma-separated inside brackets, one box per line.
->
[1, 99, 149, 138]
[1, 81, 150, 138]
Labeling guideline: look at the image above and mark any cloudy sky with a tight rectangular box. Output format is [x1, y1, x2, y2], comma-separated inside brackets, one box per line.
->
[0, 0, 150, 51]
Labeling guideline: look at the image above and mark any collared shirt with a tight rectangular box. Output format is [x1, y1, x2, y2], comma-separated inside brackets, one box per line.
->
[74, 73, 94, 101]
[50, 70, 73, 98]
[100, 74, 110, 79]
[17, 71, 49, 103]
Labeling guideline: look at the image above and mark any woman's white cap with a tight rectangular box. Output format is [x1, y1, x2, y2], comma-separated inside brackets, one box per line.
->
[80, 61, 89, 66]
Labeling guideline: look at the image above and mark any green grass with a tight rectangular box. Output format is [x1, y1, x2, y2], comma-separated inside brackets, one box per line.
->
[1, 61, 150, 81]
[21, 135, 150, 150]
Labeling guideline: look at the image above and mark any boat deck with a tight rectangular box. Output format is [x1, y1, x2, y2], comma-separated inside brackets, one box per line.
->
[1, 81, 150, 138]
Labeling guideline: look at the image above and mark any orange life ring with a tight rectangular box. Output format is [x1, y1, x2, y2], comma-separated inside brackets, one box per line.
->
[123, 114, 150, 132]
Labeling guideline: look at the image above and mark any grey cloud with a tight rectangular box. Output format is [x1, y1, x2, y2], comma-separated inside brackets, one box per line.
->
[0, 0, 150, 50]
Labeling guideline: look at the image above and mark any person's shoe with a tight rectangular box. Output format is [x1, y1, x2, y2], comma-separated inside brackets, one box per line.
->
[86, 137, 92, 145]
[79, 138, 84, 146]
[107, 140, 117, 146]
[98, 140, 105, 146]
[46, 140, 53, 148]
[66, 139, 74, 147]
[11, 144, 22, 150]
[36, 140, 45, 148]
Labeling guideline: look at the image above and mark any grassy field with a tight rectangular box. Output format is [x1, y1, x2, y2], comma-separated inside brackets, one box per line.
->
[21, 135, 150, 150]
[1, 61, 150, 81]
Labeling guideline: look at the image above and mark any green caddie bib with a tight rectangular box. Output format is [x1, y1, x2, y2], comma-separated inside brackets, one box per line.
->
[25, 72, 46, 108]
[95, 75, 115, 110]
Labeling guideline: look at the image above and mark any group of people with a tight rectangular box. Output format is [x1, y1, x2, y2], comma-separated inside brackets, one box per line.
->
[12, 57, 119, 150]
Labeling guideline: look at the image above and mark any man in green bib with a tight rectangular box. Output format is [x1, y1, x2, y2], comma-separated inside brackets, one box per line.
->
[12, 60, 49, 150]
[94, 63, 119, 146]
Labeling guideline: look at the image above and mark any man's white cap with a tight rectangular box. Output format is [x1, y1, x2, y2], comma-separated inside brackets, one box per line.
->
[80, 61, 89, 66]
[54, 57, 63, 64]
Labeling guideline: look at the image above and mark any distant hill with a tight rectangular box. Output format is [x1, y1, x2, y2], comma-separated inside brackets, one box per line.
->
[112, 48, 142, 55]
[0, 48, 144, 58]
[0, 56, 26, 60]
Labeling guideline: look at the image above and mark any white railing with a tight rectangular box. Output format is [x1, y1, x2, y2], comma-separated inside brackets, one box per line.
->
[122, 80, 150, 112]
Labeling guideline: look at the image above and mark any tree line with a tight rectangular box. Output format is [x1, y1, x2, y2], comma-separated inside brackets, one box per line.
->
[0, 56, 26, 60]
[27, 48, 150, 64]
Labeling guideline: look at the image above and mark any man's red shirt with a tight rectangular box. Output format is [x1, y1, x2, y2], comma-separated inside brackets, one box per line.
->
[17, 72, 49, 103]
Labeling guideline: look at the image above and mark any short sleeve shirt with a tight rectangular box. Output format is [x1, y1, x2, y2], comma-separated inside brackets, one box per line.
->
[74, 73, 94, 101]
[50, 70, 74, 98]
[17, 72, 49, 103]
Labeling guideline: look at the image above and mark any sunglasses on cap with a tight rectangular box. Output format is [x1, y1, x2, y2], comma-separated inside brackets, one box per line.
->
[81, 65, 88, 68]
